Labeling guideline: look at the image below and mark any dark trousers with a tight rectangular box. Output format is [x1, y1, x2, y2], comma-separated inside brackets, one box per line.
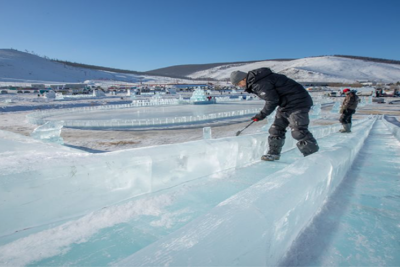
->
[339, 109, 356, 124]
[269, 108, 316, 142]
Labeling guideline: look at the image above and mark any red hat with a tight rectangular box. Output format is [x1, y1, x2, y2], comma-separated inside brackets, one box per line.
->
[343, 88, 350, 93]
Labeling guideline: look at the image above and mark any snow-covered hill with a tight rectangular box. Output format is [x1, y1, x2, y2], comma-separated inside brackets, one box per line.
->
[0, 49, 177, 84]
[1, 49, 400, 84]
[187, 56, 400, 83]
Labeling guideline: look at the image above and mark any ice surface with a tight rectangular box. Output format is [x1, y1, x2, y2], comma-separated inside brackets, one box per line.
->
[280, 118, 400, 266]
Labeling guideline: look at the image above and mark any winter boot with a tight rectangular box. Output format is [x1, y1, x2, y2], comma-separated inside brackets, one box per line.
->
[347, 123, 352, 132]
[262, 136, 285, 161]
[339, 123, 351, 133]
[261, 154, 280, 161]
[267, 136, 285, 154]
[297, 139, 319, 157]
[339, 124, 347, 133]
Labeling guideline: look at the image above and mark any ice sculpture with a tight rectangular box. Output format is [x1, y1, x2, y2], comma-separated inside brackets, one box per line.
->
[151, 92, 162, 100]
[331, 101, 340, 113]
[358, 96, 367, 107]
[31, 121, 64, 144]
[45, 90, 56, 99]
[190, 88, 208, 102]
[203, 127, 212, 139]
[55, 93, 64, 100]
[93, 89, 106, 97]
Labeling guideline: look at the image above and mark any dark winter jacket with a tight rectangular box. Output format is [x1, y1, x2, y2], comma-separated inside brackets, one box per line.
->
[341, 92, 359, 112]
[245, 68, 313, 119]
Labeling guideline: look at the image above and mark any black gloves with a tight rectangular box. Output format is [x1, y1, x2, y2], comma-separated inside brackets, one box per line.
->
[251, 114, 265, 122]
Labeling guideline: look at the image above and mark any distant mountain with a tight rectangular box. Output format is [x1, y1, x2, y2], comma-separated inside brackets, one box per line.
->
[53, 60, 190, 80]
[0, 49, 179, 84]
[185, 56, 400, 83]
[144, 59, 294, 78]
[1, 49, 400, 84]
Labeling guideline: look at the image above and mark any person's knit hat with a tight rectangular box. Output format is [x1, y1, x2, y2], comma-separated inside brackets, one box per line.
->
[343, 88, 350, 93]
[230, 71, 247, 85]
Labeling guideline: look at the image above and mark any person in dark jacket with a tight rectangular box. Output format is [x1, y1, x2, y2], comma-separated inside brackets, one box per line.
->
[230, 68, 319, 161]
[339, 88, 359, 133]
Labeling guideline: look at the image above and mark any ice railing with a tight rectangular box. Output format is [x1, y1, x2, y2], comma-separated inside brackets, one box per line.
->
[26, 94, 366, 127]
[25, 97, 248, 125]
[26, 99, 188, 125]
[29, 108, 261, 128]
[0, 116, 374, 237]
[27, 101, 344, 129]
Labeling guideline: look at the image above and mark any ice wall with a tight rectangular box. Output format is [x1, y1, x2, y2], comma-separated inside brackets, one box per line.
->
[116, 117, 376, 266]
[0, 130, 81, 155]
[310, 103, 321, 119]
[383, 115, 400, 141]
[0, 118, 371, 237]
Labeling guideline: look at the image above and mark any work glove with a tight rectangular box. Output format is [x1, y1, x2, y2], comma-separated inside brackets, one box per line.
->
[251, 114, 265, 122]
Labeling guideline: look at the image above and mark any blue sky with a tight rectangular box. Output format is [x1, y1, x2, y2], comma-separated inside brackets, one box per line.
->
[1, 0, 399, 71]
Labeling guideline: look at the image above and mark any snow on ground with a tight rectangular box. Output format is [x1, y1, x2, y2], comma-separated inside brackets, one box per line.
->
[188, 56, 400, 83]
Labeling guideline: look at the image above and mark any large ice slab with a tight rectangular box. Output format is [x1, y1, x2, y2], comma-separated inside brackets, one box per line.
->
[31, 121, 64, 144]
[115, 118, 376, 266]
[280, 119, 400, 266]
[0, 119, 377, 266]
[0, 119, 371, 237]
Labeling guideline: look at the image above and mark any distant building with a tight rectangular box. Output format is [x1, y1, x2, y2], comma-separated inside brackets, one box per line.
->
[300, 82, 329, 87]
[30, 83, 46, 89]
[171, 84, 209, 91]
[358, 80, 375, 86]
